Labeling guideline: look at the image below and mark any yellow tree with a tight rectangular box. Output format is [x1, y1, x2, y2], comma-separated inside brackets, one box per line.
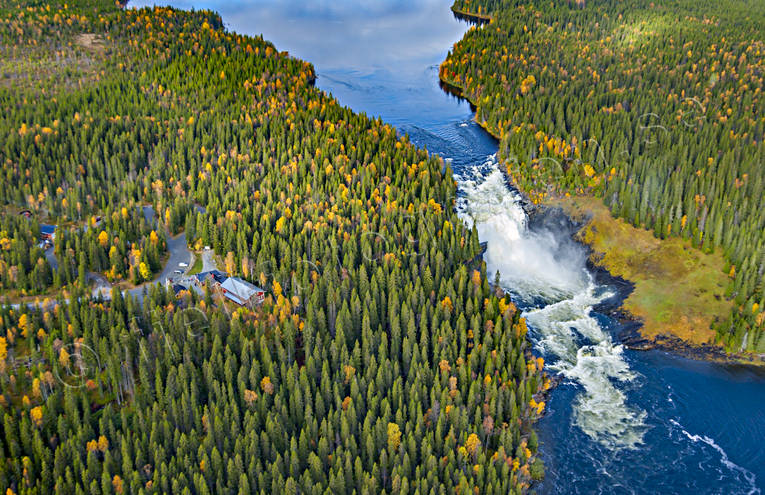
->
[438, 359, 451, 374]
[224, 251, 236, 275]
[29, 406, 43, 427]
[112, 475, 124, 494]
[0, 336, 7, 372]
[343, 365, 356, 383]
[441, 296, 453, 311]
[387, 422, 402, 451]
[58, 347, 70, 368]
[18, 314, 30, 338]
[97, 231, 109, 247]
[471, 270, 482, 288]
[260, 376, 274, 395]
[139, 262, 151, 281]
[275, 216, 286, 233]
[97, 435, 109, 452]
[466, 433, 481, 458]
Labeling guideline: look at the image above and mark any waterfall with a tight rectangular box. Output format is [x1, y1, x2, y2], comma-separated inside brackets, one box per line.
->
[455, 154, 647, 449]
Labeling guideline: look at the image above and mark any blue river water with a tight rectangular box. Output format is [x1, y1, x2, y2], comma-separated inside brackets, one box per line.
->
[131, 1, 765, 493]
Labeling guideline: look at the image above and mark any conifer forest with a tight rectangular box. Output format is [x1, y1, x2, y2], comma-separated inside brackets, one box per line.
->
[0, 0, 763, 493]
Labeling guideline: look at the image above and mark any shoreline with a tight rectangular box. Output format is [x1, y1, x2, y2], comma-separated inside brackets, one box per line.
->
[437, 37, 764, 367]
[450, 6, 492, 24]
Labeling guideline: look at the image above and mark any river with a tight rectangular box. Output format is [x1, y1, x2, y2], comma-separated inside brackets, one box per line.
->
[131, 1, 765, 493]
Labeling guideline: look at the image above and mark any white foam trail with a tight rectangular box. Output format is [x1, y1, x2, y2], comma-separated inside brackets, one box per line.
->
[456, 155, 646, 449]
[670, 420, 760, 494]
[526, 288, 647, 449]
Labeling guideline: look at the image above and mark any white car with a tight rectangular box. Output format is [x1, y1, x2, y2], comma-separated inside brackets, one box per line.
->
[173, 270, 183, 274]
[179, 262, 188, 267]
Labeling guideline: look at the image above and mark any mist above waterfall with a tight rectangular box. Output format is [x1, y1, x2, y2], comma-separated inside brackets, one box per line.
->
[456, 156, 589, 303]
[455, 155, 647, 449]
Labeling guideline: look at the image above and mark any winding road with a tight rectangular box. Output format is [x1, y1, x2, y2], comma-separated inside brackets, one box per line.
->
[14, 205, 193, 308]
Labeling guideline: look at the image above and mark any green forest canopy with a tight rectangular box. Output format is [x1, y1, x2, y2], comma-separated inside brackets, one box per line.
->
[0, 1, 545, 493]
[441, 0, 765, 353]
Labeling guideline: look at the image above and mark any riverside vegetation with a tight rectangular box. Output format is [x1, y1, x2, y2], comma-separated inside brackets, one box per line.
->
[0, 1, 546, 493]
[440, 0, 765, 356]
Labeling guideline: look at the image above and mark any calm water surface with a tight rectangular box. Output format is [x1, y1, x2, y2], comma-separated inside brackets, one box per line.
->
[131, 1, 765, 493]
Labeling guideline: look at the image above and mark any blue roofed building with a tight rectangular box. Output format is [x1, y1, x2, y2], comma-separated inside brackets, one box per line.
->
[194, 270, 228, 286]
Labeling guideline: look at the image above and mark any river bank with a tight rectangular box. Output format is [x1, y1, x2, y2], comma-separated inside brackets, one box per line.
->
[524, 202, 765, 369]
[450, 7, 492, 24]
[438, 54, 764, 367]
[554, 196, 765, 366]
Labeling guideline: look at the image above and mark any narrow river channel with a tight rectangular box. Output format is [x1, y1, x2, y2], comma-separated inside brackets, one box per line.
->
[132, 1, 765, 493]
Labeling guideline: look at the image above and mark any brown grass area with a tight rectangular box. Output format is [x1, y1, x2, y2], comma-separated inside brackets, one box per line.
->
[75, 33, 105, 52]
[552, 195, 733, 346]
[0, 33, 106, 91]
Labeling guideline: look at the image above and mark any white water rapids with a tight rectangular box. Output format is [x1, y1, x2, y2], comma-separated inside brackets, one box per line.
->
[455, 155, 647, 449]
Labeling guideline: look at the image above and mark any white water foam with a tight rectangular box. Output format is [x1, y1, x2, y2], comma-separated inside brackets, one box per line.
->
[456, 162, 588, 301]
[456, 155, 647, 449]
